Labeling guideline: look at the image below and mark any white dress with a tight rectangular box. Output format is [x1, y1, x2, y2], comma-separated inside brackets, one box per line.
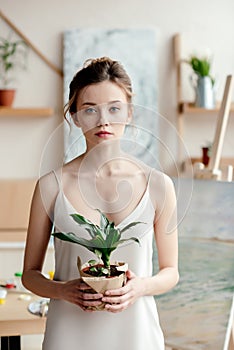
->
[42, 170, 165, 350]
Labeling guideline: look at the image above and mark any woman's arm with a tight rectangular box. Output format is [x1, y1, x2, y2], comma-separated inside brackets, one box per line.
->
[22, 173, 103, 310]
[102, 172, 179, 312]
[22, 173, 63, 298]
[144, 172, 179, 295]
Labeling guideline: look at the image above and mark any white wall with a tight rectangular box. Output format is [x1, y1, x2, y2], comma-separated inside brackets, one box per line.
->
[1, 0, 234, 177]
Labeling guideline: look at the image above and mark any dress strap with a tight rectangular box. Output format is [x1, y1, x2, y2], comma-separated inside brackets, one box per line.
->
[147, 168, 154, 188]
[52, 169, 62, 192]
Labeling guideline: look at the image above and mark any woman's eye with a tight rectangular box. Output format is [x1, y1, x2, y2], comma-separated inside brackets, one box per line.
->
[109, 106, 120, 112]
[85, 107, 97, 114]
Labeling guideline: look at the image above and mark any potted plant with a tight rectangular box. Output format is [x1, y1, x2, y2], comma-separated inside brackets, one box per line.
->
[0, 35, 27, 106]
[53, 210, 142, 310]
[186, 55, 216, 109]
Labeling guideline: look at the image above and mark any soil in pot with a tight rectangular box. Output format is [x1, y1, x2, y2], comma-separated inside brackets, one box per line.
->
[82, 264, 124, 278]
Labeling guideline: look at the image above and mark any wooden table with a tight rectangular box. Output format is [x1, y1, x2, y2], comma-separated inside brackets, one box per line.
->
[0, 292, 46, 350]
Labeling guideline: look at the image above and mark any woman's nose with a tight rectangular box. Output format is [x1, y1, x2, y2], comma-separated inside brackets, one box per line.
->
[97, 109, 110, 126]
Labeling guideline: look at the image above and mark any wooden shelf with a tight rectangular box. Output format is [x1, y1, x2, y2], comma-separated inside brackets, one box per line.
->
[0, 107, 54, 117]
[183, 157, 234, 180]
[174, 34, 234, 177]
[190, 157, 234, 167]
[179, 102, 234, 114]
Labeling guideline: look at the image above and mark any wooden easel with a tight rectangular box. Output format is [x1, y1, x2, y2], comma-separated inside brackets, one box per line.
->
[194, 75, 233, 181]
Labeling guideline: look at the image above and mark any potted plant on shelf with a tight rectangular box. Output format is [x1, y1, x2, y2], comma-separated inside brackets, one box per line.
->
[186, 55, 216, 109]
[0, 35, 27, 107]
[53, 210, 142, 310]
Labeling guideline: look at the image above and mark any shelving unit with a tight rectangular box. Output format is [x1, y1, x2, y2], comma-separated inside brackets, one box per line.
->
[173, 33, 234, 173]
[179, 102, 234, 114]
[0, 107, 54, 117]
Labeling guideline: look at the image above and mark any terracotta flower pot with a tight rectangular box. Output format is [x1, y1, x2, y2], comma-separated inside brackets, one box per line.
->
[77, 257, 128, 311]
[0, 89, 16, 107]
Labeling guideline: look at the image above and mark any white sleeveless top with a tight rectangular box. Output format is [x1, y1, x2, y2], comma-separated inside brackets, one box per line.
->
[42, 170, 165, 350]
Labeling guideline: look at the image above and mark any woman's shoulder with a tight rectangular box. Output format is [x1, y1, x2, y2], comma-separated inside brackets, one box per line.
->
[150, 168, 174, 186]
[37, 169, 59, 186]
[36, 167, 65, 201]
[122, 154, 174, 190]
[39, 156, 82, 180]
[147, 168, 176, 207]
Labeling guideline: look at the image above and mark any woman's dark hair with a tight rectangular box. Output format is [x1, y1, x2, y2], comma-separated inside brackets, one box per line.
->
[64, 57, 133, 120]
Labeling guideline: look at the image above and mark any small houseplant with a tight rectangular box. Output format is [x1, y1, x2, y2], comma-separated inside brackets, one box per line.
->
[53, 210, 142, 310]
[186, 55, 216, 109]
[0, 35, 27, 106]
[188, 56, 215, 84]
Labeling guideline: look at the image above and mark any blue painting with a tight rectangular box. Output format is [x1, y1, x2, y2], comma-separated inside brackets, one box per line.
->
[154, 179, 234, 349]
[63, 28, 158, 165]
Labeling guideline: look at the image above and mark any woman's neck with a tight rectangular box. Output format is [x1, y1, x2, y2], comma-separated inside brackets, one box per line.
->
[82, 140, 126, 176]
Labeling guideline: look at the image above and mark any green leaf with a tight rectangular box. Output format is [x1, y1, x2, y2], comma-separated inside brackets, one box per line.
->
[118, 237, 141, 246]
[90, 266, 97, 273]
[94, 249, 102, 260]
[88, 259, 97, 266]
[189, 56, 212, 77]
[105, 227, 121, 248]
[70, 213, 96, 226]
[110, 221, 115, 228]
[101, 267, 109, 275]
[120, 221, 144, 233]
[85, 227, 97, 238]
[95, 209, 109, 230]
[52, 231, 105, 252]
[71, 213, 103, 238]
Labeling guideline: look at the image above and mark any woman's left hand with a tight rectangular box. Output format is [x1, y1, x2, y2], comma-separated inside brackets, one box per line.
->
[102, 270, 145, 313]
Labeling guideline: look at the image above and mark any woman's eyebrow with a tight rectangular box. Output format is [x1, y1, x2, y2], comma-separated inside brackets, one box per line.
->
[81, 102, 96, 107]
[81, 100, 122, 107]
[108, 100, 122, 104]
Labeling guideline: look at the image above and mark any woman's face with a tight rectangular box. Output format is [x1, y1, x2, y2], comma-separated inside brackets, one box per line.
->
[74, 80, 131, 146]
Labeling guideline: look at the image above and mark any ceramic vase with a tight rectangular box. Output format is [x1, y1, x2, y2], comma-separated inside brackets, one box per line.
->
[194, 76, 215, 109]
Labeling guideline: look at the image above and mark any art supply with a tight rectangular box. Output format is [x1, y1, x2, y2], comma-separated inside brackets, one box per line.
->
[0, 283, 16, 289]
[0, 289, 7, 304]
[18, 294, 31, 301]
[48, 271, 54, 280]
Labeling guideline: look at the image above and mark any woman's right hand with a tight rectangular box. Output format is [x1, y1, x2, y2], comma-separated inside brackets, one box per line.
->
[60, 278, 103, 312]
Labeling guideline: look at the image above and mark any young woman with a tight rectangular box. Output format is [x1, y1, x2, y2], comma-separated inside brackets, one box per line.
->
[23, 57, 179, 350]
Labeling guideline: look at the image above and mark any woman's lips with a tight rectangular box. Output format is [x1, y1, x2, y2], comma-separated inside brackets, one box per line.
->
[95, 131, 113, 138]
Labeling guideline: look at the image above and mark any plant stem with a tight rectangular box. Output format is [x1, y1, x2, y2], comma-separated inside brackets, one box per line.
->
[102, 253, 111, 276]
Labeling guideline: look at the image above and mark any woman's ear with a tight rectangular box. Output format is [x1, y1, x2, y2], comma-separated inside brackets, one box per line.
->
[71, 112, 81, 127]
